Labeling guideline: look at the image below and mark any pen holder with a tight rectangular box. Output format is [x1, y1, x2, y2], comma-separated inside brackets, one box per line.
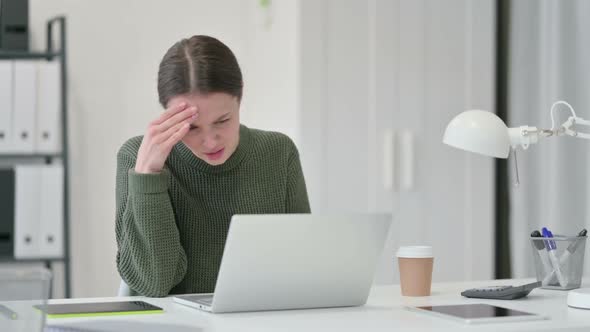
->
[0, 268, 51, 332]
[530, 235, 587, 290]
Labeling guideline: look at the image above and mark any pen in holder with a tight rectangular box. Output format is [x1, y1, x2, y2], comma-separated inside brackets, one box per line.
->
[530, 232, 587, 290]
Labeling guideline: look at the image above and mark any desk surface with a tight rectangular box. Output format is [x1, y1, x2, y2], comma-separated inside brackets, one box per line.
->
[47, 279, 590, 332]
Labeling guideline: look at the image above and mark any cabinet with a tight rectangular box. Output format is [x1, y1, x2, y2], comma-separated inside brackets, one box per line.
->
[299, 0, 495, 283]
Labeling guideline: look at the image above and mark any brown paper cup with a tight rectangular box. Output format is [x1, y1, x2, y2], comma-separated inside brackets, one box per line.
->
[397, 246, 434, 297]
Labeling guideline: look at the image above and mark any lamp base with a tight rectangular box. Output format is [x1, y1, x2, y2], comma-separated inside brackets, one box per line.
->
[567, 288, 590, 309]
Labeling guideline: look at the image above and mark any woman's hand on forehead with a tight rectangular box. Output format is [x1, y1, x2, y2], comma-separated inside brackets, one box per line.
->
[135, 102, 198, 174]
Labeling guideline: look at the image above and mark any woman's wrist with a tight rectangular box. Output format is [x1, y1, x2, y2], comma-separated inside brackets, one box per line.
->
[134, 162, 161, 174]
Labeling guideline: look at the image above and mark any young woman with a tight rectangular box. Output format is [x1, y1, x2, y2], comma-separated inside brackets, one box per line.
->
[115, 35, 310, 297]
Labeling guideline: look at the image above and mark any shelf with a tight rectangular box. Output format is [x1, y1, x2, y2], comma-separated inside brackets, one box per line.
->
[0, 154, 63, 159]
[0, 51, 62, 60]
[0, 257, 65, 263]
[0, 16, 72, 298]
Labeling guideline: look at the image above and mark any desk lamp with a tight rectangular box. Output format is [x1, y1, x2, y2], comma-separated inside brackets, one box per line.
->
[442, 100, 590, 309]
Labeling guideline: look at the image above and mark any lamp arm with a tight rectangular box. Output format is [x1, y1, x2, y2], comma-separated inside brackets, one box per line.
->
[561, 116, 590, 139]
[508, 116, 590, 150]
[506, 115, 590, 188]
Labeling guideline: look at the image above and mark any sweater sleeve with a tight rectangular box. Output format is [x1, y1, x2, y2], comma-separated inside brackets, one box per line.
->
[285, 145, 311, 213]
[115, 149, 188, 297]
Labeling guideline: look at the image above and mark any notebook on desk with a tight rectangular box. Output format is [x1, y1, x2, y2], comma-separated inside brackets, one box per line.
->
[173, 213, 392, 313]
[34, 301, 163, 319]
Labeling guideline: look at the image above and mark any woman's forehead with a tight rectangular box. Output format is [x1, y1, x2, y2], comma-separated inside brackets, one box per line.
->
[168, 92, 238, 113]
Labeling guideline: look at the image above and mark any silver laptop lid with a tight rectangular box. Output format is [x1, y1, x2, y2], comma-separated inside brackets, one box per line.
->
[211, 214, 392, 313]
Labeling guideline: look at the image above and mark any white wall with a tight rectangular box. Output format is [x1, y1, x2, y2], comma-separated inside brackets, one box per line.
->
[29, 0, 300, 298]
[240, 1, 301, 146]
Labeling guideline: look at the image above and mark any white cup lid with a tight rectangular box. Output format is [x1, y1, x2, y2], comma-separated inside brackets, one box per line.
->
[396, 246, 433, 258]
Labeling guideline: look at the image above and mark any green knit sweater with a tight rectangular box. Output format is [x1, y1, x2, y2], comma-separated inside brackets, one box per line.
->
[115, 125, 310, 297]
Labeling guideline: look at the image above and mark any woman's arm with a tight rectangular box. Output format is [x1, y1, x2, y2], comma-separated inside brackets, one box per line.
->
[285, 146, 311, 213]
[115, 148, 188, 297]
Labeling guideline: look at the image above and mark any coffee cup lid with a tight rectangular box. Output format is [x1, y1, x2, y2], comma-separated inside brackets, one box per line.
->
[396, 246, 433, 258]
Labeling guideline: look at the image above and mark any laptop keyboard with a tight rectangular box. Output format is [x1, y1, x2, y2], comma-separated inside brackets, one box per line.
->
[45, 326, 99, 332]
[194, 295, 213, 305]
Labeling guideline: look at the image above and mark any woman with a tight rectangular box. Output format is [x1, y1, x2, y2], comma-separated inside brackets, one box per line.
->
[115, 35, 310, 297]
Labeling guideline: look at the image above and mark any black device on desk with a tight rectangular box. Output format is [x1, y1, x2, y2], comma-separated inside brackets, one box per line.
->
[461, 281, 541, 300]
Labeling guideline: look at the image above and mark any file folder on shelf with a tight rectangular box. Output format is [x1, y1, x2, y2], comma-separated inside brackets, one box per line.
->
[39, 164, 64, 258]
[13, 164, 64, 259]
[14, 165, 42, 258]
[0, 61, 13, 153]
[36, 60, 62, 154]
[13, 61, 37, 153]
[0, 169, 15, 257]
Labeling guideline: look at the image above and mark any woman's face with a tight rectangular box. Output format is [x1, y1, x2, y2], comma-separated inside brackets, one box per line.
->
[167, 92, 241, 166]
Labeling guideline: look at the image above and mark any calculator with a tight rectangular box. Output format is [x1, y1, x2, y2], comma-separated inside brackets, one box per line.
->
[461, 281, 541, 300]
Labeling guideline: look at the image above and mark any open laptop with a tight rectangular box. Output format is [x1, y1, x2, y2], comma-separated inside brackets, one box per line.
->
[173, 213, 392, 313]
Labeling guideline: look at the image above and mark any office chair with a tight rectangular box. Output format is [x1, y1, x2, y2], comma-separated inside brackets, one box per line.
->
[117, 279, 136, 297]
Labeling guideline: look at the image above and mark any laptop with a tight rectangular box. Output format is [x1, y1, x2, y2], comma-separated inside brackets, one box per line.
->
[173, 213, 392, 313]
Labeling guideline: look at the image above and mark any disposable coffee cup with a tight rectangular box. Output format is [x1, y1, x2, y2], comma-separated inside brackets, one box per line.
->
[396, 246, 434, 296]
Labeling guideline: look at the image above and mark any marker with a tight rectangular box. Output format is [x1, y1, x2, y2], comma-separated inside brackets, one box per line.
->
[0, 304, 17, 320]
[542, 227, 568, 287]
[560, 229, 587, 261]
[531, 230, 554, 284]
[564, 229, 588, 258]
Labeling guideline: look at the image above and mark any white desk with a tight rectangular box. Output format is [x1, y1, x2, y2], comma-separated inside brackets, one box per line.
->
[47, 279, 590, 332]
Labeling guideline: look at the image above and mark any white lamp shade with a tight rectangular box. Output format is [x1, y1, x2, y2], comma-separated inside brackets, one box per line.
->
[443, 110, 510, 159]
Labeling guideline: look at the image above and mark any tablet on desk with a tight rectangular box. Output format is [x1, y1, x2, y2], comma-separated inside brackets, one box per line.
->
[34, 301, 163, 318]
[410, 304, 546, 324]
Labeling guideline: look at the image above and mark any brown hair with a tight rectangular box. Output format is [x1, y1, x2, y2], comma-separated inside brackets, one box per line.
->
[157, 35, 243, 108]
